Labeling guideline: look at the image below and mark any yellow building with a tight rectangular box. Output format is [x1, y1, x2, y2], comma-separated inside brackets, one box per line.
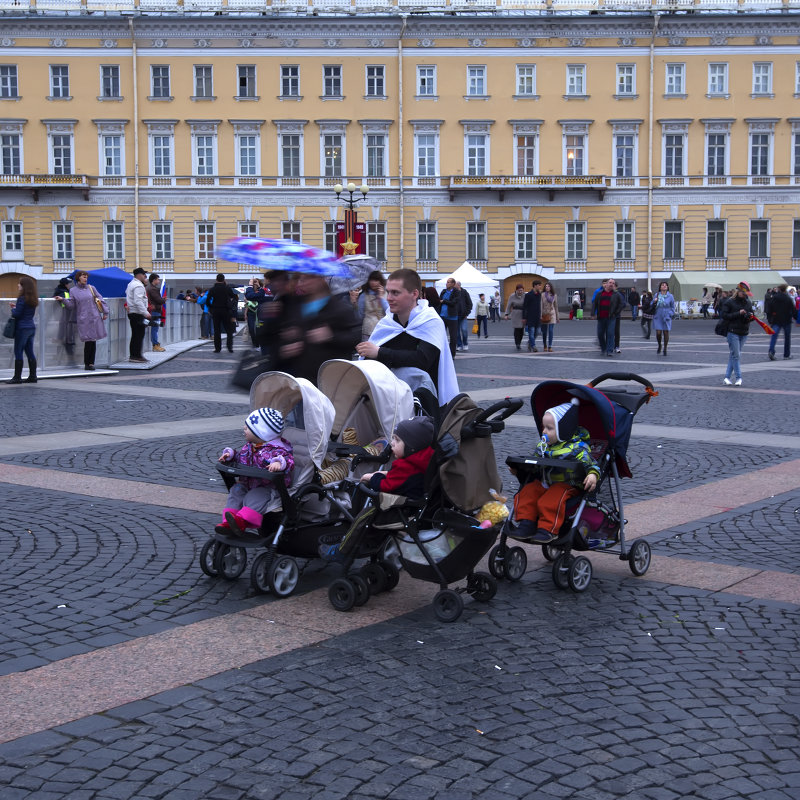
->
[1, 0, 800, 300]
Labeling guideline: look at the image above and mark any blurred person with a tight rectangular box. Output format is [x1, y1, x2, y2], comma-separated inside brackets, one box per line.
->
[59, 270, 109, 371]
[6, 275, 39, 384]
[504, 284, 526, 351]
[356, 270, 388, 340]
[125, 268, 151, 364]
[765, 283, 794, 360]
[146, 273, 166, 353]
[628, 286, 640, 321]
[539, 282, 559, 352]
[522, 280, 542, 353]
[475, 293, 489, 339]
[699, 287, 712, 319]
[640, 291, 654, 339]
[438, 277, 460, 358]
[52, 277, 77, 364]
[652, 280, 676, 356]
[245, 277, 268, 348]
[456, 280, 472, 351]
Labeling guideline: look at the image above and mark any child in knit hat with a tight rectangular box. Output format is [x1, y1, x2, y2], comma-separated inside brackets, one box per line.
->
[216, 407, 294, 536]
[511, 398, 599, 544]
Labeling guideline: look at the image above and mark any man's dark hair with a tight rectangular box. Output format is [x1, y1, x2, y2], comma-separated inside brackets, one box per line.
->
[148, 273, 160, 284]
[216, 273, 225, 282]
[387, 268, 421, 295]
[532, 280, 542, 287]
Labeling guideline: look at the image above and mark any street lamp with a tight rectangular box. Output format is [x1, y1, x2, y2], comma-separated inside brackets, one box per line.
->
[333, 181, 369, 256]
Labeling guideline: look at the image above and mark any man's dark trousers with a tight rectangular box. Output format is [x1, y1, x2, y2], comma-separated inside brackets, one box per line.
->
[213, 313, 235, 352]
[128, 313, 146, 359]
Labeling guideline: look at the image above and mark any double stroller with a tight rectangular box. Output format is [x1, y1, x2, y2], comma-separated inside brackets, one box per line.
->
[490, 372, 657, 593]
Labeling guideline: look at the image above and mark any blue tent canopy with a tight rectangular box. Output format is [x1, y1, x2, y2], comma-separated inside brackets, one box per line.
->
[69, 267, 132, 298]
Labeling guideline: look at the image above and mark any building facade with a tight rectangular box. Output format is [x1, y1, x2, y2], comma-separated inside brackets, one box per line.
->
[1, 1, 800, 299]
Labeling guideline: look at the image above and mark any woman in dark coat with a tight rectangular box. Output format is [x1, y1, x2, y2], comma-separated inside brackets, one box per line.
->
[721, 281, 754, 386]
[7, 275, 38, 384]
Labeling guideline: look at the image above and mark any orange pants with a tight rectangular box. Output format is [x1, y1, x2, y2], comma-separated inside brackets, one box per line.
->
[513, 480, 578, 536]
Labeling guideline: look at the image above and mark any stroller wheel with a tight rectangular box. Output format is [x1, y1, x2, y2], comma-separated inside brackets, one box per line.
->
[329, 578, 356, 612]
[360, 563, 388, 595]
[541, 543, 560, 563]
[504, 547, 528, 582]
[467, 572, 497, 603]
[377, 560, 400, 591]
[268, 555, 300, 598]
[488, 545, 505, 579]
[349, 573, 371, 607]
[552, 553, 574, 590]
[568, 556, 592, 592]
[433, 589, 464, 623]
[199, 539, 221, 577]
[628, 540, 652, 576]
[214, 544, 248, 581]
[249, 551, 271, 594]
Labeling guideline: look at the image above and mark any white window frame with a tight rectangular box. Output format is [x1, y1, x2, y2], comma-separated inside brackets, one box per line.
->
[417, 220, 437, 262]
[50, 65, 69, 99]
[466, 220, 487, 262]
[103, 221, 124, 261]
[195, 221, 215, 261]
[236, 64, 257, 99]
[100, 65, 120, 99]
[566, 64, 586, 96]
[99, 133, 124, 177]
[752, 62, 772, 96]
[364, 132, 387, 179]
[53, 221, 74, 261]
[235, 131, 260, 177]
[705, 131, 729, 183]
[153, 221, 173, 260]
[323, 65, 342, 98]
[565, 221, 586, 261]
[665, 63, 685, 96]
[49, 133, 73, 175]
[792, 130, 800, 177]
[749, 131, 773, 182]
[280, 132, 303, 179]
[2, 220, 23, 260]
[664, 220, 683, 260]
[238, 220, 259, 238]
[516, 64, 536, 97]
[516, 221, 536, 261]
[416, 65, 436, 97]
[192, 132, 217, 178]
[615, 220, 634, 261]
[514, 133, 538, 177]
[467, 65, 487, 97]
[324, 220, 337, 254]
[281, 65, 300, 98]
[465, 133, 489, 176]
[749, 219, 769, 259]
[365, 221, 386, 262]
[365, 65, 385, 98]
[151, 65, 171, 98]
[150, 133, 174, 179]
[0, 65, 19, 99]
[708, 63, 728, 96]
[564, 134, 586, 176]
[321, 133, 343, 179]
[414, 132, 439, 179]
[194, 65, 213, 98]
[616, 64, 635, 96]
[706, 220, 726, 259]
[0, 132, 22, 175]
[614, 133, 636, 179]
[282, 220, 301, 242]
[663, 133, 686, 178]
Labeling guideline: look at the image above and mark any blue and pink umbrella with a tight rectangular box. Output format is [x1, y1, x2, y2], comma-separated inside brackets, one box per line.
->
[218, 237, 351, 278]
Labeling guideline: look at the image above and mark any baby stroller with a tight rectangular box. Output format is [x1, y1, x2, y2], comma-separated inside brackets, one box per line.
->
[489, 372, 657, 593]
[327, 392, 522, 622]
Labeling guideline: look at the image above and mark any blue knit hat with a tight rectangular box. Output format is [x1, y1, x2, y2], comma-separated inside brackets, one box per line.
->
[544, 398, 580, 442]
[246, 407, 284, 442]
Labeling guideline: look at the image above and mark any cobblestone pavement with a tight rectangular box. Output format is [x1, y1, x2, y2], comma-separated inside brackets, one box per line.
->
[1, 321, 799, 799]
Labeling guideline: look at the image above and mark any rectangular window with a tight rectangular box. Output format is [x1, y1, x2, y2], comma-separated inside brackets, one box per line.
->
[707, 220, 726, 259]
[237, 135, 257, 176]
[615, 221, 634, 260]
[323, 134, 342, 178]
[54, 221, 73, 260]
[664, 220, 683, 259]
[665, 134, 684, 177]
[565, 135, 585, 176]
[237, 65, 256, 98]
[466, 134, 487, 176]
[366, 134, 385, 178]
[102, 135, 122, 176]
[239, 221, 258, 238]
[467, 65, 486, 96]
[323, 65, 342, 97]
[616, 64, 635, 95]
[196, 222, 215, 260]
[749, 219, 769, 258]
[793, 220, 800, 259]
[151, 65, 170, 98]
[566, 221, 585, 261]
[417, 221, 437, 261]
[104, 221, 123, 261]
[708, 63, 728, 95]
[794, 133, 800, 176]
[797, 62, 800, 95]
[752, 62, 772, 95]
[153, 221, 173, 260]
[281, 65, 299, 97]
[467, 221, 487, 262]
[417, 65, 436, 96]
[665, 63, 685, 95]
[366, 65, 385, 97]
[516, 222, 535, 261]
[52, 134, 72, 175]
[194, 65, 213, 98]
[101, 65, 120, 99]
[194, 135, 215, 176]
[324, 221, 337, 254]
[50, 65, 69, 98]
[2, 221, 22, 258]
[416, 133, 437, 177]
[516, 65, 536, 96]
[750, 133, 770, 177]
[516, 135, 536, 177]
[282, 221, 301, 242]
[615, 134, 634, 177]
[1, 133, 21, 175]
[707, 134, 726, 177]
[0, 65, 19, 98]
[567, 64, 585, 96]
[281, 134, 300, 178]
[152, 134, 172, 176]
[366, 221, 386, 262]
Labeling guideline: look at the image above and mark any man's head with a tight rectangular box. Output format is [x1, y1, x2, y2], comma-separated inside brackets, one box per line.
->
[446, 277, 456, 289]
[386, 269, 421, 323]
[133, 267, 147, 284]
[606, 279, 617, 291]
[532, 280, 542, 293]
[216, 273, 226, 283]
[148, 273, 161, 286]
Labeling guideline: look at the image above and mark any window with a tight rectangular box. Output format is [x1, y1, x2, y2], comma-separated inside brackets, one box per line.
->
[237, 134, 258, 176]
[151, 66, 170, 98]
[50, 65, 69, 99]
[415, 133, 437, 177]
[752, 62, 772, 95]
[467, 65, 486, 96]
[101, 65, 120, 99]
[467, 221, 486, 262]
[152, 134, 173, 177]
[750, 220, 769, 258]
[707, 133, 726, 177]
[1, 133, 21, 175]
[466, 134, 488, 176]
[417, 65, 436, 96]
[323, 134, 342, 178]
[797, 62, 800, 95]
[281, 134, 301, 178]
[102, 135, 122, 176]
[665, 63, 685, 96]
[237, 65, 256, 98]
[707, 220, 726, 259]
[366, 65, 385, 98]
[615, 134, 635, 177]
[366, 221, 386, 262]
[0, 65, 19, 98]
[664, 134, 684, 177]
[793, 220, 800, 259]
[281, 65, 299, 97]
[323, 65, 342, 97]
[196, 222, 215, 260]
[708, 63, 728, 96]
[324, 221, 337, 254]
[565, 135, 585, 176]
[615, 221, 634, 260]
[366, 134, 386, 178]
[750, 133, 770, 178]
[566, 65, 585, 96]
[104, 221, 124, 261]
[282, 221, 301, 242]
[239, 221, 258, 238]
[516, 135, 536, 177]
[417, 221, 437, 261]
[194, 134, 215, 176]
[566, 221, 585, 261]
[2, 221, 22, 259]
[51, 134, 72, 175]
[53, 221, 73, 260]
[794, 132, 800, 176]
[516, 222, 535, 261]
[664, 220, 683, 260]
[153, 221, 173, 260]
[516, 65, 536, 96]
[194, 65, 213, 98]
[616, 64, 635, 96]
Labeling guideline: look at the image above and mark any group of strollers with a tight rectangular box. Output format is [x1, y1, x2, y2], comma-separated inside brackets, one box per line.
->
[199, 360, 657, 622]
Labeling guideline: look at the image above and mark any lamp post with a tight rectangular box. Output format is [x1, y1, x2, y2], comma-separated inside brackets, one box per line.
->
[333, 181, 369, 256]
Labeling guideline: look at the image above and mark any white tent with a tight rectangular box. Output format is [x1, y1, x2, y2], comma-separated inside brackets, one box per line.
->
[434, 261, 499, 319]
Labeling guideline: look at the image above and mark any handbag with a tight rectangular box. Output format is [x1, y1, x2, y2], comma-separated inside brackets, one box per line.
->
[2, 316, 16, 339]
[714, 318, 729, 337]
[540, 313, 552, 324]
[90, 286, 104, 315]
[231, 350, 271, 390]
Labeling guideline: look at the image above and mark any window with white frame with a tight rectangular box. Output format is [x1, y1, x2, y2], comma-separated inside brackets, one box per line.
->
[151, 133, 173, 177]
[707, 220, 726, 259]
[707, 133, 726, 177]
[366, 221, 386, 262]
[151, 65, 170, 98]
[323, 65, 342, 97]
[415, 132, 438, 177]
[565, 135, 585, 176]
[239, 221, 258, 238]
[615, 221, 634, 260]
[281, 134, 301, 178]
[467, 221, 486, 262]
[793, 220, 800, 258]
[664, 220, 683, 259]
[323, 134, 342, 177]
[2, 221, 22, 259]
[50, 65, 69, 99]
[196, 222, 215, 260]
[104, 221, 124, 261]
[616, 64, 635, 96]
[153, 221, 173, 260]
[752, 62, 772, 95]
[565, 221, 585, 261]
[0, 65, 19, 98]
[194, 65, 213, 98]
[797, 62, 800, 95]
[516, 221, 535, 261]
[664, 133, 684, 176]
[749, 219, 769, 258]
[708, 63, 728, 96]
[1, 133, 21, 175]
[417, 221, 437, 261]
[101, 134, 122, 176]
[237, 65, 256, 99]
[324, 221, 337, 254]
[236, 133, 258, 176]
[366, 133, 386, 178]
[282, 221, 301, 242]
[516, 135, 537, 177]
[366, 65, 385, 98]
[566, 65, 585, 96]
[750, 132, 770, 177]
[100, 65, 120, 99]
[53, 221, 73, 260]
[466, 134, 488, 176]
[51, 134, 72, 175]
[793, 131, 800, 176]
[194, 134, 216, 176]
[467, 66, 486, 97]
[281, 65, 299, 97]
[417, 65, 436, 96]
[615, 134, 635, 177]
[516, 65, 536, 96]
[665, 63, 685, 96]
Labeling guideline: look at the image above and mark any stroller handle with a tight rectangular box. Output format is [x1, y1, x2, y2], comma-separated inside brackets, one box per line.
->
[588, 372, 655, 392]
[473, 397, 525, 424]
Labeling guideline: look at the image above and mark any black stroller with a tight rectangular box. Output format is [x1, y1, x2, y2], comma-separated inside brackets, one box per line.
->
[490, 373, 657, 593]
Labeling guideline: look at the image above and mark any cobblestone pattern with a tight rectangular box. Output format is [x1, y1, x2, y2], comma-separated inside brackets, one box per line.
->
[0, 580, 798, 799]
[100, 373, 245, 395]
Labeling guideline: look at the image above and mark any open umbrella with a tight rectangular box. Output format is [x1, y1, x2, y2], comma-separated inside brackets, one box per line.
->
[218, 237, 350, 277]
[703, 282, 723, 290]
[329, 254, 384, 295]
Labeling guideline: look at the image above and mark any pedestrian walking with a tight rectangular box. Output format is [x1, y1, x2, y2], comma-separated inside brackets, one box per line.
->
[53, 277, 77, 365]
[504, 284, 526, 351]
[628, 287, 640, 321]
[640, 291, 654, 339]
[721, 281, 754, 386]
[6, 275, 38, 384]
[206, 273, 238, 354]
[438, 277, 460, 358]
[592, 278, 623, 357]
[125, 267, 151, 364]
[699, 288, 712, 319]
[146, 273, 166, 353]
[570, 290, 581, 320]
[765, 283, 794, 360]
[456, 281, 472, 352]
[488, 292, 497, 323]
[245, 277, 269, 348]
[540, 282, 559, 352]
[59, 270, 109, 371]
[475, 293, 489, 339]
[522, 280, 543, 352]
[652, 280, 676, 356]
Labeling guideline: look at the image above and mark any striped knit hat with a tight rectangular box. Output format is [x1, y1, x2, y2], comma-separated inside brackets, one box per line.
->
[245, 407, 284, 442]
[544, 398, 580, 442]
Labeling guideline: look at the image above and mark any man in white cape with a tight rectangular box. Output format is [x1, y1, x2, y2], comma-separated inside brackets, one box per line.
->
[355, 268, 459, 406]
